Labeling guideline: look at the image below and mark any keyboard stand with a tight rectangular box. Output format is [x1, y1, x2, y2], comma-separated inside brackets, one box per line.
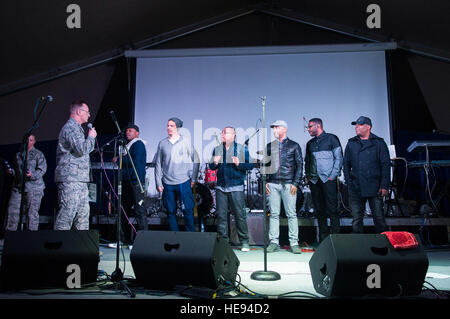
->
[385, 160, 406, 217]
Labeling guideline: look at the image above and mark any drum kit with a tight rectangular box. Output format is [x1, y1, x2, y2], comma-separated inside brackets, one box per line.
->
[145, 162, 319, 219]
[145, 166, 354, 220]
[145, 165, 218, 218]
[193, 163, 313, 218]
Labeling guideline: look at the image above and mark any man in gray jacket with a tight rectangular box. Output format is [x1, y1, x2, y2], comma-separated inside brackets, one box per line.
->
[54, 99, 97, 230]
[6, 134, 47, 231]
[305, 118, 343, 243]
[155, 117, 199, 231]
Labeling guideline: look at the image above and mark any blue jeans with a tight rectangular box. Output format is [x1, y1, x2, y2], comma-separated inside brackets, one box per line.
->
[267, 182, 299, 246]
[162, 180, 196, 232]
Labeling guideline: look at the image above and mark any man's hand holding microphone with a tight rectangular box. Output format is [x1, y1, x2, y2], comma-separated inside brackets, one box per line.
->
[87, 123, 97, 139]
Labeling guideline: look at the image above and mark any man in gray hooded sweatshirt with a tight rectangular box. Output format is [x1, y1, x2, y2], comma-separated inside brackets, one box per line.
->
[154, 117, 199, 231]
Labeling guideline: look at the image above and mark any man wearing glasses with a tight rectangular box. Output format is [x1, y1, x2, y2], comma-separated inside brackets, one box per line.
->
[209, 126, 254, 251]
[54, 99, 97, 230]
[305, 118, 343, 243]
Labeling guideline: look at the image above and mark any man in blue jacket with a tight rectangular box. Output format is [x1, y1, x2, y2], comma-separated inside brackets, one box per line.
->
[343, 116, 390, 233]
[113, 123, 147, 245]
[209, 126, 254, 251]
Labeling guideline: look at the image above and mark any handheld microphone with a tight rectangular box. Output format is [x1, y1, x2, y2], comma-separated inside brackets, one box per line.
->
[41, 96, 53, 102]
[87, 123, 97, 141]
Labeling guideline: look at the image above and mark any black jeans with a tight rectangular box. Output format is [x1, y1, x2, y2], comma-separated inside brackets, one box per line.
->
[121, 181, 148, 244]
[348, 187, 387, 233]
[215, 190, 249, 244]
[309, 179, 340, 242]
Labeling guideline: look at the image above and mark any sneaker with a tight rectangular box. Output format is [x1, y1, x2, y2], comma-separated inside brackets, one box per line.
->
[241, 243, 250, 252]
[128, 245, 133, 250]
[266, 243, 280, 253]
[290, 245, 302, 254]
[107, 242, 123, 248]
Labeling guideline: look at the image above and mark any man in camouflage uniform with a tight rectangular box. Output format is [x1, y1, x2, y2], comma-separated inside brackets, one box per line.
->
[6, 134, 47, 231]
[54, 99, 97, 230]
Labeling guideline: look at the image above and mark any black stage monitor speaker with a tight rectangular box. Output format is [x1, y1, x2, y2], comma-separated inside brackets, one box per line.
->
[309, 234, 429, 297]
[130, 231, 240, 290]
[0, 230, 99, 291]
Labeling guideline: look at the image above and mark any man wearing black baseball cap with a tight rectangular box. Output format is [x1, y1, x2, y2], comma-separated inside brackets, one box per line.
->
[351, 116, 372, 126]
[343, 116, 390, 234]
[112, 122, 147, 247]
[125, 123, 140, 132]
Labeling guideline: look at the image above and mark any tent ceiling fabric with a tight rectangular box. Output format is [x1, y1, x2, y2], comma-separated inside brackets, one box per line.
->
[274, 0, 450, 56]
[0, 63, 116, 144]
[0, 0, 256, 91]
[1, 0, 449, 93]
[407, 55, 450, 133]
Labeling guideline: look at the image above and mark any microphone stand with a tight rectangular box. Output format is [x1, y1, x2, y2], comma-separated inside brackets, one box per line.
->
[432, 129, 450, 135]
[108, 112, 139, 298]
[244, 128, 259, 209]
[18, 97, 50, 231]
[99, 134, 125, 153]
[251, 96, 281, 282]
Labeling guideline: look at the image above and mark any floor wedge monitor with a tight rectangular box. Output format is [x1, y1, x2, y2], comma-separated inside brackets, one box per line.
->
[0, 230, 99, 291]
[309, 234, 429, 297]
[130, 231, 240, 290]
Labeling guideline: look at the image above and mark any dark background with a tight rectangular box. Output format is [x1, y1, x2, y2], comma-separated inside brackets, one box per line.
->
[1, 1, 449, 232]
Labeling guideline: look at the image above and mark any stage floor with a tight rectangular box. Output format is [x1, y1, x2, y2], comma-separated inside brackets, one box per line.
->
[0, 239, 449, 301]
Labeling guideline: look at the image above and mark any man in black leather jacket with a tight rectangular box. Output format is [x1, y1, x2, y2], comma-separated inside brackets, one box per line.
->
[264, 120, 303, 254]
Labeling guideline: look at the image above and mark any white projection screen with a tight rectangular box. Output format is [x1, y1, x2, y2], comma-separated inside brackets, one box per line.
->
[128, 44, 394, 196]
